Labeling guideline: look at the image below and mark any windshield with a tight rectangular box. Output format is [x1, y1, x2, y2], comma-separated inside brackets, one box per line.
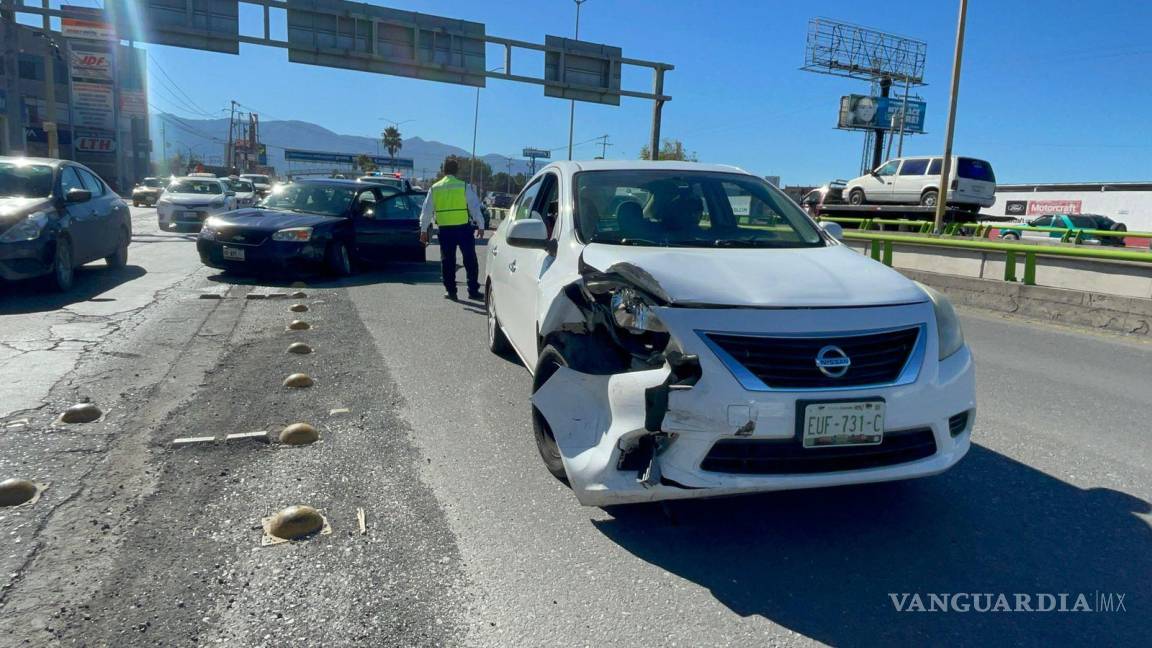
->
[575, 170, 824, 248]
[260, 183, 356, 217]
[169, 180, 222, 195]
[242, 175, 270, 184]
[143, 178, 163, 188]
[232, 180, 254, 192]
[0, 163, 54, 198]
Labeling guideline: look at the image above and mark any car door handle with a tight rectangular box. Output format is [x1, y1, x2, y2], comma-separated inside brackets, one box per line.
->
[490, 245, 498, 257]
[508, 260, 517, 272]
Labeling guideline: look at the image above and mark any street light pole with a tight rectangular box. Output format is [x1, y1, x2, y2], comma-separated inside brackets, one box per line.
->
[469, 66, 504, 188]
[567, 0, 587, 161]
[934, 0, 968, 234]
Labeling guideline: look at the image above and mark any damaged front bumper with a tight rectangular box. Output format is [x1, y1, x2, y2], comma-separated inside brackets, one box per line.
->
[531, 302, 975, 507]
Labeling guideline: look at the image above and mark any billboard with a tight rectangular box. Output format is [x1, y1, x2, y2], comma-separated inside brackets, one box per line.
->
[544, 36, 622, 106]
[1026, 200, 1082, 216]
[107, 0, 240, 54]
[70, 48, 113, 82]
[522, 148, 551, 159]
[71, 82, 116, 131]
[61, 5, 115, 41]
[838, 95, 926, 133]
[284, 149, 414, 169]
[120, 90, 148, 117]
[286, 0, 487, 87]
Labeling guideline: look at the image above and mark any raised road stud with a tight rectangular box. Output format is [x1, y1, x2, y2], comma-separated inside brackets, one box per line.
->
[290, 291, 307, 299]
[0, 479, 38, 507]
[264, 505, 325, 542]
[286, 342, 313, 355]
[279, 423, 319, 446]
[283, 373, 314, 389]
[287, 320, 311, 331]
[290, 304, 309, 313]
[60, 402, 102, 424]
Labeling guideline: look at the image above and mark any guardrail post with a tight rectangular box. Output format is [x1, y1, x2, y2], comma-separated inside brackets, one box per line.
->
[1072, 230, 1085, 245]
[1060, 229, 1073, 243]
[1023, 252, 1037, 285]
[1004, 250, 1017, 282]
[870, 239, 881, 261]
[882, 240, 893, 266]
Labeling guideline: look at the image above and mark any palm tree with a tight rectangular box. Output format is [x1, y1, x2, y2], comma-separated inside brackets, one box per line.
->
[381, 126, 403, 170]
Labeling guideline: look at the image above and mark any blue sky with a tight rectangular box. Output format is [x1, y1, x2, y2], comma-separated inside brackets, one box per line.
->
[63, 0, 1152, 184]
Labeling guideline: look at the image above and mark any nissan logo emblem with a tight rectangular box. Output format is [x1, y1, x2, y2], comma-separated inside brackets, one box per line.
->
[815, 345, 851, 378]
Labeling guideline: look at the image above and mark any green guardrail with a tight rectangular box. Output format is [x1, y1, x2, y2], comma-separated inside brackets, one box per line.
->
[842, 231, 1152, 286]
[987, 223, 1152, 243]
[818, 216, 1152, 246]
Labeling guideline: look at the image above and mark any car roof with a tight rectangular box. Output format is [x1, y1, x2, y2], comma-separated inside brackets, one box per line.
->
[173, 176, 224, 183]
[293, 178, 365, 187]
[538, 160, 749, 176]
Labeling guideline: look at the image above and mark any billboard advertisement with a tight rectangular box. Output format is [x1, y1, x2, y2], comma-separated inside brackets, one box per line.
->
[69, 49, 113, 82]
[1026, 200, 1082, 216]
[838, 95, 926, 133]
[283, 149, 414, 169]
[71, 82, 115, 131]
[61, 5, 115, 41]
[120, 90, 148, 117]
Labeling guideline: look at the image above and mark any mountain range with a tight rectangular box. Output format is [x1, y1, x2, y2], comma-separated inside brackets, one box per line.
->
[150, 113, 533, 179]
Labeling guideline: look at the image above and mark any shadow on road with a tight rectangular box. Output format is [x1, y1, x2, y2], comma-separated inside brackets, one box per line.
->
[205, 260, 443, 289]
[592, 444, 1149, 645]
[0, 265, 147, 315]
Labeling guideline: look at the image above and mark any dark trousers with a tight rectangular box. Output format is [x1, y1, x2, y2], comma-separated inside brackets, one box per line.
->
[438, 224, 479, 297]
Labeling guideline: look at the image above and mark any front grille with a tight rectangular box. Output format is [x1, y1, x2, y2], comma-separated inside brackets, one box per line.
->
[705, 326, 921, 389]
[948, 411, 970, 437]
[701, 427, 937, 475]
[215, 229, 268, 245]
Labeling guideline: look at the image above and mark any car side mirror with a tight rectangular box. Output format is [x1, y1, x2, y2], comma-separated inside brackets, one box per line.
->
[226, 191, 236, 197]
[506, 218, 551, 251]
[65, 188, 92, 203]
[820, 221, 844, 241]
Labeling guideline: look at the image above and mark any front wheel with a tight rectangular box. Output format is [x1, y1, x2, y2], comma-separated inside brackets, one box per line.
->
[1000, 231, 1020, 241]
[531, 345, 570, 483]
[920, 189, 939, 207]
[486, 285, 512, 356]
[327, 241, 353, 276]
[48, 237, 75, 292]
[848, 189, 865, 205]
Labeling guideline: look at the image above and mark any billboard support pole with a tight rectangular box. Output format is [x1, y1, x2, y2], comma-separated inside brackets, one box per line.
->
[871, 77, 891, 170]
[648, 67, 664, 160]
[896, 77, 911, 157]
[934, 0, 969, 234]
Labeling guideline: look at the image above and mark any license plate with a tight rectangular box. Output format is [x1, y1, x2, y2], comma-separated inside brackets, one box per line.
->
[802, 401, 885, 448]
[178, 210, 200, 220]
[222, 246, 245, 261]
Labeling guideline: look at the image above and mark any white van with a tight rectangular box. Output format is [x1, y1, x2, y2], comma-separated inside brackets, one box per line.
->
[844, 156, 996, 211]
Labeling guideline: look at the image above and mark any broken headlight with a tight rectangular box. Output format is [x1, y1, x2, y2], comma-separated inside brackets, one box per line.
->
[611, 288, 667, 334]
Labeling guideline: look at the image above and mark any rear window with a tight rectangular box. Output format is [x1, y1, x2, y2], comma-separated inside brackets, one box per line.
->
[1066, 215, 1097, 228]
[957, 158, 996, 182]
[169, 180, 222, 194]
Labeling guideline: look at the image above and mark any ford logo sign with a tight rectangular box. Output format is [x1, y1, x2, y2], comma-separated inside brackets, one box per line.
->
[815, 345, 851, 378]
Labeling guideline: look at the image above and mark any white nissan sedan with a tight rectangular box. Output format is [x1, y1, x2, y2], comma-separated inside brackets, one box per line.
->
[485, 161, 975, 507]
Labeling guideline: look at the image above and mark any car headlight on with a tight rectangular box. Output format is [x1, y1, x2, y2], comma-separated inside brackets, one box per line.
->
[919, 283, 965, 360]
[611, 287, 667, 333]
[271, 227, 313, 242]
[0, 211, 51, 242]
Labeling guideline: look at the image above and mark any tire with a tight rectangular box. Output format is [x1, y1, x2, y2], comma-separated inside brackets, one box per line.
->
[848, 189, 865, 206]
[486, 284, 512, 356]
[920, 189, 939, 207]
[1106, 223, 1128, 247]
[327, 241, 353, 276]
[105, 227, 129, 268]
[531, 344, 570, 483]
[132, 199, 140, 207]
[47, 237, 75, 292]
[1000, 231, 1020, 241]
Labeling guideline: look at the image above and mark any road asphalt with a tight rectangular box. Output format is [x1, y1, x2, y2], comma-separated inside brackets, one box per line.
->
[0, 206, 1147, 646]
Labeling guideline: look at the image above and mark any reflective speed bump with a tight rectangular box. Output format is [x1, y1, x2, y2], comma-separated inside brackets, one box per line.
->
[290, 304, 309, 313]
[283, 373, 314, 388]
[287, 342, 313, 355]
[0, 478, 41, 507]
[287, 320, 311, 331]
[279, 423, 319, 446]
[60, 402, 102, 424]
[261, 505, 331, 545]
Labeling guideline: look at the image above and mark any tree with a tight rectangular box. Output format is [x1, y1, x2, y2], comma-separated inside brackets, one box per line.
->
[381, 126, 403, 163]
[439, 154, 493, 190]
[639, 138, 697, 161]
[355, 154, 377, 173]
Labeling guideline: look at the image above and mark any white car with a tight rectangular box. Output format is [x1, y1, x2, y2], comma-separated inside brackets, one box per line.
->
[224, 177, 259, 207]
[843, 155, 996, 211]
[239, 173, 272, 197]
[485, 161, 975, 507]
[156, 177, 236, 231]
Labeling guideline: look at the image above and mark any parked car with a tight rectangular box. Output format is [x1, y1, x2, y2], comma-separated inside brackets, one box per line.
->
[131, 177, 166, 207]
[484, 161, 975, 506]
[0, 157, 131, 291]
[844, 156, 996, 212]
[197, 178, 425, 275]
[224, 177, 259, 208]
[799, 180, 847, 217]
[998, 213, 1128, 247]
[156, 177, 236, 231]
[357, 175, 414, 193]
[239, 173, 273, 197]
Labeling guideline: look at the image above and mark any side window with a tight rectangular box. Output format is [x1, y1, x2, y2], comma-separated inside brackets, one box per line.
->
[898, 159, 929, 176]
[514, 178, 544, 221]
[928, 158, 943, 175]
[59, 167, 85, 197]
[380, 194, 416, 220]
[538, 174, 560, 236]
[1031, 216, 1054, 227]
[77, 168, 106, 196]
[875, 160, 900, 176]
[353, 189, 378, 217]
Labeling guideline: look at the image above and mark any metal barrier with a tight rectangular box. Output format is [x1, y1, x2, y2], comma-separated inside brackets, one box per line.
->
[840, 231, 1152, 286]
[817, 216, 1152, 247]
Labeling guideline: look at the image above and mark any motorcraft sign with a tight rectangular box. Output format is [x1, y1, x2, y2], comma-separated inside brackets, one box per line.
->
[1026, 200, 1082, 215]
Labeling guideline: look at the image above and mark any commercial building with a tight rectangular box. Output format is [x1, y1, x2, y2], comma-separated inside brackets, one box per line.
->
[985, 182, 1152, 231]
[1, 17, 150, 192]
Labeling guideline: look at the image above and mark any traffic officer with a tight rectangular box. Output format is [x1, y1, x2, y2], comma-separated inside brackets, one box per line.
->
[419, 159, 486, 301]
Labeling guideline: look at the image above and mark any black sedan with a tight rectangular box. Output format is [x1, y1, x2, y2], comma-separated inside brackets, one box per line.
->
[196, 179, 425, 276]
[0, 157, 131, 291]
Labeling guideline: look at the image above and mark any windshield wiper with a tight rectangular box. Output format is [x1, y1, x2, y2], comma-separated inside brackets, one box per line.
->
[592, 237, 666, 246]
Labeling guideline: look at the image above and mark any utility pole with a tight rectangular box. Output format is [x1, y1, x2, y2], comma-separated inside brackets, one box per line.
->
[934, 0, 968, 234]
[37, 1, 58, 159]
[161, 119, 167, 173]
[595, 134, 612, 159]
[225, 100, 237, 170]
[1, 4, 22, 155]
[567, 0, 587, 161]
[504, 157, 512, 193]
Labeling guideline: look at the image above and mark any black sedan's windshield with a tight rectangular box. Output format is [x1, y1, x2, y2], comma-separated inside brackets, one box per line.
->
[0, 163, 54, 198]
[260, 183, 356, 217]
[575, 170, 824, 248]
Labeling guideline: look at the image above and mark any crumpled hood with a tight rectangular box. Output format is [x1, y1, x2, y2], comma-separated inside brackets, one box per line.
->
[210, 208, 342, 232]
[581, 242, 927, 308]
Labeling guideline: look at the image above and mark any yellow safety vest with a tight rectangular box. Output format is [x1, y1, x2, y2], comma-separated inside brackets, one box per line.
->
[431, 175, 470, 226]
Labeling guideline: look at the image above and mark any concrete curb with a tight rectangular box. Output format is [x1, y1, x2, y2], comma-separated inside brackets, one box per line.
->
[899, 269, 1152, 338]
